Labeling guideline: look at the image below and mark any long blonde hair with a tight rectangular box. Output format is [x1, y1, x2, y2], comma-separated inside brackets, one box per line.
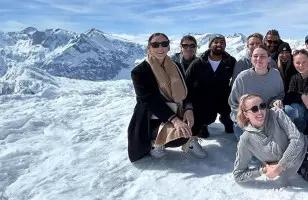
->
[237, 94, 263, 128]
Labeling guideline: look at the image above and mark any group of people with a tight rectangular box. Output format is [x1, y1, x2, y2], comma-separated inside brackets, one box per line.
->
[127, 30, 308, 185]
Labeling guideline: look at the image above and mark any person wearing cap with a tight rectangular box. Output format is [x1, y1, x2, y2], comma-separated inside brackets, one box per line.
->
[277, 42, 297, 92]
[186, 34, 236, 138]
[305, 35, 308, 50]
[231, 33, 277, 85]
[264, 29, 289, 63]
[172, 35, 198, 72]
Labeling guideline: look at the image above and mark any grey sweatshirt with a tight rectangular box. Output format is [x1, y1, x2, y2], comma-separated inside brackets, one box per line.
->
[233, 109, 307, 182]
[231, 54, 278, 86]
[229, 67, 285, 121]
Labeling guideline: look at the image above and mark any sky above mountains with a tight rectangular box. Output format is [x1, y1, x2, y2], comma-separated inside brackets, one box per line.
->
[0, 0, 308, 39]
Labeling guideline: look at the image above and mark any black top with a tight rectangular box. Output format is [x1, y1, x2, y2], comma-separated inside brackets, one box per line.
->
[284, 73, 308, 105]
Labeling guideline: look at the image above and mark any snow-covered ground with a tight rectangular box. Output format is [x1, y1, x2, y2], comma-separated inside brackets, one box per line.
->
[0, 75, 307, 200]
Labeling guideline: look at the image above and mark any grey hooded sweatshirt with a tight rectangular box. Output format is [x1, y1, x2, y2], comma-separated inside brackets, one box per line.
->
[233, 109, 307, 182]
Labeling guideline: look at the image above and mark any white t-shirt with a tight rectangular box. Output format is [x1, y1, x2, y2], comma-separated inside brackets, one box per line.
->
[208, 57, 221, 72]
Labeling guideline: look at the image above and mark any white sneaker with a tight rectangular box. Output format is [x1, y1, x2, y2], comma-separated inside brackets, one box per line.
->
[150, 145, 166, 158]
[182, 137, 207, 158]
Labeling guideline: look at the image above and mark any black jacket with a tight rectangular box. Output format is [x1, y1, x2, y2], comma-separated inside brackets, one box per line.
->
[284, 73, 308, 105]
[128, 60, 188, 162]
[185, 50, 236, 118]
[171, 53, 197, 72]
[278, 60, 297, 92]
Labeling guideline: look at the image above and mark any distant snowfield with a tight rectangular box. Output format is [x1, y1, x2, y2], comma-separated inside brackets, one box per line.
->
[0, 77, 307, 200]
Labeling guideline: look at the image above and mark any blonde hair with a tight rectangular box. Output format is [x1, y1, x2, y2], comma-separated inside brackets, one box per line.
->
[237, 94, 263, 128]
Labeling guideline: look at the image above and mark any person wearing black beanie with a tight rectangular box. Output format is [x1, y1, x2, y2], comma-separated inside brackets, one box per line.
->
[277, 42, 297, 92]
[186, 33, 236, 138]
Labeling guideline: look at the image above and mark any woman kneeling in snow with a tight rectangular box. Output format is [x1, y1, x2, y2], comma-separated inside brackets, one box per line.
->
[233, 94, 307, 184]
[128, 33, 206, 162]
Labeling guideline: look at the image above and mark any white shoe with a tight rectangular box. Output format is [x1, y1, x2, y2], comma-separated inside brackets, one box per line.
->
[150, 145, 166, 158]
[182, 137, 207, 158]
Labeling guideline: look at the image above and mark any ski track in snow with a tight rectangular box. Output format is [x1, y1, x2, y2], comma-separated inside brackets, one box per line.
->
[0, 78, 307, 200]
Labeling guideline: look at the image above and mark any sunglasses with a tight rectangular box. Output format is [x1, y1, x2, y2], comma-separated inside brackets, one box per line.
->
[245, 103, 267, 113]
[150, 41, 170, 48]
[181, 43, 197, 49]
[266, 40, 279, 44]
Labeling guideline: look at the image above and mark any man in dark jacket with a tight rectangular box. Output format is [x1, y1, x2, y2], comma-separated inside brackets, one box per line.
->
[186, 34, 236, 138]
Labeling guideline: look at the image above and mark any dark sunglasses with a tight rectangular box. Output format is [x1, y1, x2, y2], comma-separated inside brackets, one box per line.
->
[150, 41, 170, 48]
[245, 103, 267, 113]
[181, 43, 196, 49]
[266, 40, 279, 44]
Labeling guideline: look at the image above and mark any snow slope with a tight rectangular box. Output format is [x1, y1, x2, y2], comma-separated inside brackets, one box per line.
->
[0, 75, 307, 200]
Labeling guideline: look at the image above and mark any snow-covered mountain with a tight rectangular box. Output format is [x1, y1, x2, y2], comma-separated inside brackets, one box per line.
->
[0, 27, 145, 80]
[0, 28, 306, 81]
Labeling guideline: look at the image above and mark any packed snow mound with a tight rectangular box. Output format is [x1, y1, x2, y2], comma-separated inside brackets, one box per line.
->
[0, 78, 307, 200]
[0, 66, 59, 95]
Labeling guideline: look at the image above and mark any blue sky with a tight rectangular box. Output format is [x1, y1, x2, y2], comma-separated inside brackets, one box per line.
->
[0, 0, 307, 39]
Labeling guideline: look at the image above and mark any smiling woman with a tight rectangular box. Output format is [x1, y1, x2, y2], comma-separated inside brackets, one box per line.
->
[229, 44, 285, 140]
[127, 32, 207, 162]
[233, 94, 308, 185]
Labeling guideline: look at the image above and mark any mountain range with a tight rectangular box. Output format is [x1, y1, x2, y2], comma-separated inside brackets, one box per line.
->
[0, 27, 145, 80]
[0, 28, 305, 82]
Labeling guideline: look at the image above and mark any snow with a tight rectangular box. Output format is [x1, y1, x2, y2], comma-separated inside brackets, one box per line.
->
[0, 74, 307, 200]
[0, 29, 307, 199]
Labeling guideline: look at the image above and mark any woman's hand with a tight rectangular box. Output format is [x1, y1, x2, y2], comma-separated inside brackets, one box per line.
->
[171, 117, 192, 138]
[183, 110, 194, 128]
[264, 164, 284, 179]
[272, 100, 283, 110]
[301, 94, 308, 109]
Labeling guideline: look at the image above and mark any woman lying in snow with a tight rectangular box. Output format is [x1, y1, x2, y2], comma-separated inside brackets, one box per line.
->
[233, 93, 307, 185]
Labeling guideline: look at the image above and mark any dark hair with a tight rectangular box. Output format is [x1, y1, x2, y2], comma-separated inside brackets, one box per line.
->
[293, 49, 308, 57]
[247, 33, 263, 43]
[265, 29, 280, 39]
[252, 44, 270, 56]
[148, 33, 169, 46]
[180, 35, 197, 45]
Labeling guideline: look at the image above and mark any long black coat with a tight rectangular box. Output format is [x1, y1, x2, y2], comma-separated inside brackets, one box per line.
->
[128, 60, 187, 162]
[185, 50, 236, 125]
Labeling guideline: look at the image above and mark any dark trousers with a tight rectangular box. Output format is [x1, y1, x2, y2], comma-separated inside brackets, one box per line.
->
[192, 101, 232, 136]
